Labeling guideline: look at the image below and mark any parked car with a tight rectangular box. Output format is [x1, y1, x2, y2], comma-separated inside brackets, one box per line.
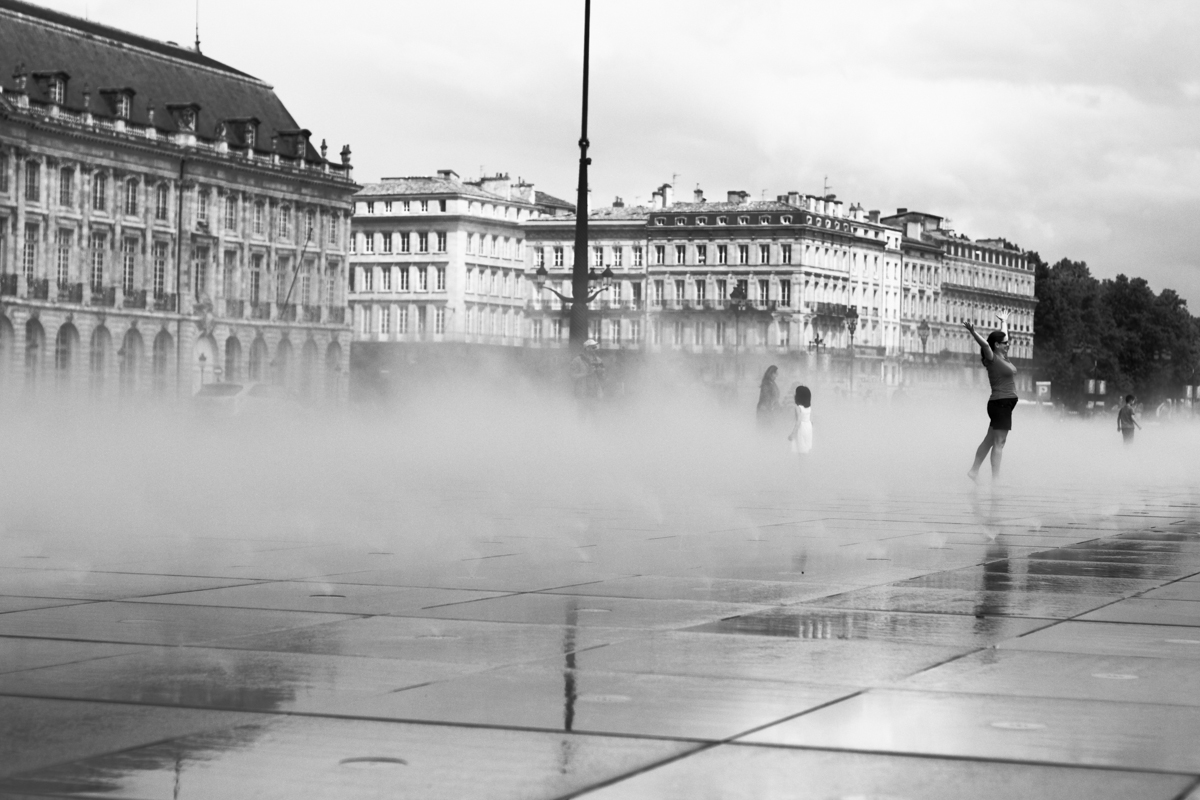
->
[193, 382, 303, 416]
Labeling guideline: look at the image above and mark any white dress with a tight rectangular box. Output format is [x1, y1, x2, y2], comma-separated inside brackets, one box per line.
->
[790, 405, 813, 454]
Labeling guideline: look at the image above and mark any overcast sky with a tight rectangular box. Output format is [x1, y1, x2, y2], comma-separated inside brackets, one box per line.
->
[35, 0, 1200, 306]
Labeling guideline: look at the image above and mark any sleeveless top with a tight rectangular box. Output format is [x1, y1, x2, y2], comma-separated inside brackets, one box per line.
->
[984, 355, 1018, 401]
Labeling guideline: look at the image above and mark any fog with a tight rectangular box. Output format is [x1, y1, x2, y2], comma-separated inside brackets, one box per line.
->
[4, 361, 1198, 592]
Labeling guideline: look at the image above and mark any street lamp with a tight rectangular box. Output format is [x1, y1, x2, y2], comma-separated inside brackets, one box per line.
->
[534, 262, 614, 345]
[567, 0, 594, 353]
[846, 306, 858, 397]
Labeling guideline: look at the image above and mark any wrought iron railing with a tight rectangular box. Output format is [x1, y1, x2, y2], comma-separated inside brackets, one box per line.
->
[250, 301, 270, 320]
[153, 292, 177, 312]
[303, 305, 321, 322]
[30, 278, 50, 300]
[123, 289, 147, 309]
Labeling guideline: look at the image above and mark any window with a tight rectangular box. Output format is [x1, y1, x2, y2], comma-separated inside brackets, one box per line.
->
[535, 248, 546, 268]
[737, 244, 749, 265]
[674, 279, 685, 304]
[397, 306, 408, 333]
[695, 280, 706, 304]
[759, 244, 770, 264]
[254, 202, 265, 234]
[716, 279, 727, 301]
[364, 233, 375, 254]
[59, 168, 73, 207]
[696, 245, 707, 265]
[152, 242, 168, 298]
[552, 318, 563, 341]
[553, 246, 564, 267]
[193, 245, 210, 299]
[782, 243, 792, 264]
[366, 201, 375, 214]
[434, 306, 445, 334]
[673, 320, 684, 347]
[115, 94, 130, 118]
[224, 195, 237, 231]
[24, 160, 40, 202]
[436, 268, 446, 291]
[361, 307, 371, 334]
[277, 257, 291, 302]
[22, 225, 39, 285]
[654, 217, 665, 226]
[632, 246, 643, 267]
[249, 255, 263, 303]
[593, 246, 604, 267]
[612, 247, 623, 268]
[675, 217, 686, 226]
[654, 245, 665, 265]
[716, 216, 726, 225]
[381, 267, 392, 292]
[278, 206, 291, 239]
[418, 267, 428, 291]
[384, 201, 393, 213]
[532, 319, 542, 342]
[436, 232, 447, 252]
[122, 237, 138, 295]
[362, 267, 373, 292]
[418, 233, 428, 253]
[717, 245, 728, 265]
[438, 199, 447, 213]
[223, 251, 237, 298]
[55, 229, 71, 287]
[737, 215, 749, 225]
[674, 245, 685, 264]
[349, 234, 357, 254]
[155, 184, 169, 221]
[197, 191, 209, 224]
[380, 304, 390, 334]
[402, 200, 410, 212]
[306, 209, 315, 242]
[122, 180, 138, 216]
[759, 215, 770, 225]
[781, 215, 792, 224]
[653, 280, 664, 307]
[382, 233, 393, 254]
[398, 232, 410, 253]
[696, 217, 707, 226]
[48, 78, 64, 104]
[757, 280, 769, 306]
[780, 280, 791, 307]
[88, 231, 104, 289]
[92, 172, 107, 211]
[0, 155, 8, 193]
[420, 200, 429, 212]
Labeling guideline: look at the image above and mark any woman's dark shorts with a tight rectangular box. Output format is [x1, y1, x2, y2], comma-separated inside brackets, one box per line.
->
[986, 397, 1018, 431]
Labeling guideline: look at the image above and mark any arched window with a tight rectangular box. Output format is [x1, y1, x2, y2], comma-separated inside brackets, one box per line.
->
[124, 179, 139, 216]
[224, 336, 242, 383]
[92, 172, 108, 212]
[155, 184, 169, 221]
[152, 329, 172, 394]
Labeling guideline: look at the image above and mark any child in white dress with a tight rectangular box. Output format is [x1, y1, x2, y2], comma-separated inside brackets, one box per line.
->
[789, 385, 812, 455]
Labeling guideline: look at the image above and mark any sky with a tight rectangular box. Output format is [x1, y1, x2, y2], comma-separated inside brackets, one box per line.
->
[30, 0, 1200, 307]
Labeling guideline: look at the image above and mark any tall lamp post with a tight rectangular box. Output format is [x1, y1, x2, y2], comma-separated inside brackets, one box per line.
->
[568, 0, 594, 353]
[846, 306, 858, 397]
[534, 264, 614, 341]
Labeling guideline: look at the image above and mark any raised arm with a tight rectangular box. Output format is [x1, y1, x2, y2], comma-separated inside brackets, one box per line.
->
[995, 311, 1010, 340]
[963, 321, 993, 362]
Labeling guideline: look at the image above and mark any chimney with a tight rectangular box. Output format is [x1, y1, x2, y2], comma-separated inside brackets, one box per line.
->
[661, 183, 674, 207]
[613, 196, 625, 208]
[868, 209, 880, 223]
[896, 207, 908, 215]
[652, 189, 663, 210]
[479, 172, 511, 198]
[727, 190, 750, 204]
[786, 191, 801, 205]
[694, 187, 704, 203]
[437, 169, 459, 181]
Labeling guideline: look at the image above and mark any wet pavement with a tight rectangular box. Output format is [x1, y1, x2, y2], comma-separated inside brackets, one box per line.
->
[4, 486, 1200, 798]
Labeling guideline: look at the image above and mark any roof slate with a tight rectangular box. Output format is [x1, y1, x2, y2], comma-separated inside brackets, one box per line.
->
[0, 0, 324, 162]
[357, 177, 522, 203]
[534, 190, 574, 211]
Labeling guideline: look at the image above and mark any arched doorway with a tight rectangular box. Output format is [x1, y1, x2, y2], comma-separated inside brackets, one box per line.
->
[152, 329, 173, 394]
[89, 325, 111, 398]
[274, 338, 293, 387]
[192, 335, 217, 394]
[119, 327, 144, 396]
[300, 339, 319, 397]
[248, 336, 268, 382]
[54, 323, 80, 389]
[325, 340, 342, 400]
[224, 336, 242, 383]
[25, 318, 45, 390]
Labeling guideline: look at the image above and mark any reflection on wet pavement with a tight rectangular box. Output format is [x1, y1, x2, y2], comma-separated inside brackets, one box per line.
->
[5, 486, 1200, 796]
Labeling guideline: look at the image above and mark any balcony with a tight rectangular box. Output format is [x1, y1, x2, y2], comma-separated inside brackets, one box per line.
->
[250, 301, 270, 320]
[224, 298, 245, 318]
[303, 305, 322, 323]
[153, 293, 177, 312]
[30, 278, 50, 300]
[57, 282, 84, 303]
[91, 285, 116, 307]
[0, 274, 16, 296]
[327, 306, 346, 324]
[278, 303, 297, 322]
[123, 289, 147, 309]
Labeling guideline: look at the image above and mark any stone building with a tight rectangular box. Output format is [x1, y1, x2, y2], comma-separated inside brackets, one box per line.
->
[0, 0, 356, 403]
[348, 171, 567, 347]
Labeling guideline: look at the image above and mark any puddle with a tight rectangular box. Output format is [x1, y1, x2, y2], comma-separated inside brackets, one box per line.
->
[990, 721, 1046, 730]
[338, 757, 407, 769]
[1091, 673, 1138, 680]
[578, 694, 631, 703]
[309, 594, 347, 599]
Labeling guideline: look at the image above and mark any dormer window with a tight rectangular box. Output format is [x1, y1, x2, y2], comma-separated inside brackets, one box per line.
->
[115, 94, 131, 118]
[737, 215, 749, 225]
[48, 78, 64, 104]
[674, 217, 686, 226]
[781, 215, 792, 224]
[166, 103, 201, 133]
[759, 215, 770, 225]
[654, 217, 665, 226]
[696, 217, 707, 226]
[716, 216, 726, 225]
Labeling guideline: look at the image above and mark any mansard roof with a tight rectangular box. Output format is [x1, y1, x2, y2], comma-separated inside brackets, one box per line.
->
[0, 0, 325, 162]
[654, 201, 798, 214]
[533, 190, 574, 212]
[358, 176, 540, 208]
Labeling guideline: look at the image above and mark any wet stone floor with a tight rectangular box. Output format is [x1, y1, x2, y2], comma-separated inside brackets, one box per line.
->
[4, 487, 1200, 799]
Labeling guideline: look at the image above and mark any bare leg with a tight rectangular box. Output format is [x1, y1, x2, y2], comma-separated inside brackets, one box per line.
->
[990, 429, 1009, 477]
[968, 427, 994, 480]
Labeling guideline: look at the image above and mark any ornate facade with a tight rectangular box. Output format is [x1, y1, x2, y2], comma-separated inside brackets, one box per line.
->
[0, 0, 356, 402]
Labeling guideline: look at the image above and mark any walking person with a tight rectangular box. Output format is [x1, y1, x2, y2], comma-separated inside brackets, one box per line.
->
[788, 385, 813, 456]
[964, 313, 1017, 481]
[1118, 394, 1142, 445]
[757, 365, 781, 429]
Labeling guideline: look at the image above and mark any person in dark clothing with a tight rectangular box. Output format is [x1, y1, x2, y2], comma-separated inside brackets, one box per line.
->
[1118, 394, 1141, 445]
[964, 314, 1017, 481]
[756, 365, 780, 428]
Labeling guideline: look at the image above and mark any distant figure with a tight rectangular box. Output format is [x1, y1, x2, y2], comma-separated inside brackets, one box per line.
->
[757, 365, 780, 428]
[570, 339, 604, 400]
[1118, 394, 1141, 445]
[788, 385, 813, 456]
[964, 313, 1017, 481]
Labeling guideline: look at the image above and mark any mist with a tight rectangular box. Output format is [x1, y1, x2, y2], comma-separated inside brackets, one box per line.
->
[4, 363, 1197, 594]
